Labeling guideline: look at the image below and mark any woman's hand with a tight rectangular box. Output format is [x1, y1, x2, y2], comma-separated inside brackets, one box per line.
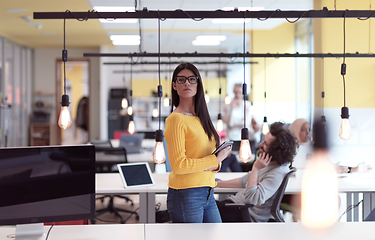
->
[216, 146, 232, 164]
[205, 146, 232, 171]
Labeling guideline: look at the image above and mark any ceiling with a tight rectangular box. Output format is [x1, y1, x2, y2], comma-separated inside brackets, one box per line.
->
[0, 0, 312, 52]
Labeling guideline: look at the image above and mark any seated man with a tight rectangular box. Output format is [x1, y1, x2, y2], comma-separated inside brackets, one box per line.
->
[216, 122, 298, 222]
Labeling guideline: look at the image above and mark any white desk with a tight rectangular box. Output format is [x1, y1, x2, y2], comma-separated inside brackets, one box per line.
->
[145, 222, 375, 240]
[96, 172, 375, 223]
[2, 222, 375, 240]
[0, 224, 144, 240]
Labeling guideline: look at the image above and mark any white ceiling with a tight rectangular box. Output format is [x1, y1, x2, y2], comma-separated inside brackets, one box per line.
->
[0, 0, 312, 51]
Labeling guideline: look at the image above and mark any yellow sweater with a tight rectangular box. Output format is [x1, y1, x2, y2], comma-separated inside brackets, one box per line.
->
[164, 112, 220, 189]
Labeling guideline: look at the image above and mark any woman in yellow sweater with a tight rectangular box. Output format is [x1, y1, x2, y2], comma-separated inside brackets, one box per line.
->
[164, 62, 232, 223]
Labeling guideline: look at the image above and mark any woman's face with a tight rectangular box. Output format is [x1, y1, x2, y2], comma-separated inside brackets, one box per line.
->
[299, 122, 311, 143]
[172, 69, 198, 100]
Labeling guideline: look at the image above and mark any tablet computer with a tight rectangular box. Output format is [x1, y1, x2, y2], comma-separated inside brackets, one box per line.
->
[212, 141, 233, 156]
[117, 162, 155, 188]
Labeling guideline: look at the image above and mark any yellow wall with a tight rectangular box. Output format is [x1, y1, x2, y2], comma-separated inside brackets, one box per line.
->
[314, 0, 375, 108]
[251, 22, 296, 104]
[131, 78, 227, 98]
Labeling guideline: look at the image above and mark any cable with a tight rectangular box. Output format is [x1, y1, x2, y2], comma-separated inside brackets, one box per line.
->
[242, 12, 247, 129]
[337, 200, 363, 222]
[45, 222, 55, 240]
[342, 10, 347, 108]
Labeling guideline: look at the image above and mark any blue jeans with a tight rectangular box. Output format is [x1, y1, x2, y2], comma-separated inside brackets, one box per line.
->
[167, 187, 222, 223]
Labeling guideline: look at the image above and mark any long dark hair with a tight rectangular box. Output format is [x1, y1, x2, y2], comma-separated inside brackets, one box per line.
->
[170, 62, 220, 148]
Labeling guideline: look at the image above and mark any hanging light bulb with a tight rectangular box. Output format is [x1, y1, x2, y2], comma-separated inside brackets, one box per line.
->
[239, 128, 252, 163]
[225, 95, 231, 105]
[164, 94, 170, 107]
[301, 121, 338, 228]
[216, 113, 223, 132]
[339, 107, 351, 140]
[152, 108, 159, 118]
[205, 90, 210, 103]
[121, 97, 128, 109]
[58, 19, 72, 130]
[128, 115, 135, 134]
[262, 116, 269, 135]
[153, 129, 166, 164]
[58, 95, 72, 130]
[127, 106, 133, 115]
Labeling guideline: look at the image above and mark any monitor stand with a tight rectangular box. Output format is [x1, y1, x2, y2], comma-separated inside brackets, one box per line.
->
[15, 223, 45, 240]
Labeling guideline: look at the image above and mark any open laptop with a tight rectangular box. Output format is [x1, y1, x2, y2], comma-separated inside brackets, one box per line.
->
[119, 133, 145, 154]
[117, 162, 155, 188]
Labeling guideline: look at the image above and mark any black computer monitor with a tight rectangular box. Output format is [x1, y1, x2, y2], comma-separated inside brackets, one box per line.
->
[0, 145, 96, 239]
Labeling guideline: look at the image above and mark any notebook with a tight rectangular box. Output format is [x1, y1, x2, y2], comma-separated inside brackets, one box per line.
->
[117, 162, 155, 188]
[119, 133, 145, 154]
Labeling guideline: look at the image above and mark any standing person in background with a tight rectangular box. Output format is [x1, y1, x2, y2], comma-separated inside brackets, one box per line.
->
[164, 62, 232, 223]
[224, 83, 260, 172]
[223, 83, 260, 148]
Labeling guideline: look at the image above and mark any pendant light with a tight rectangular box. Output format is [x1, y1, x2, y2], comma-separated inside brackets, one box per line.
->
[321, 57, 327, 128]
[239, 14, 252, 163]
[216, 59, 223, 132]
[163, 76, 170, 107]
[127, 63, 133, 116]
[301, 120, 338, 228]
[339, 11, 351, 140]
[153, 16, 166, 164]
[261, 58, 269, 135]
[205, 90, 210, 103]
[58, 15, 72, 130]
[119, 63, 128, 116]
[163, 57, 172, 107]
[127, 63, 135, 134]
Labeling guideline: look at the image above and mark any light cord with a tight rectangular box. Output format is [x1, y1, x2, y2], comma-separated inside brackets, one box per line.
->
[243, 12, 246, 128]
[264, 57, 267, 114]
[321, 57, 325, 116]
[63, 17, 66, 95]
[342, 10, 347, 107]
[158, 16, 161, 130]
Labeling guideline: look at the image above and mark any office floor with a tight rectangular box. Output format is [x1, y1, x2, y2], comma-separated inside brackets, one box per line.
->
[90, 194, 168, 224]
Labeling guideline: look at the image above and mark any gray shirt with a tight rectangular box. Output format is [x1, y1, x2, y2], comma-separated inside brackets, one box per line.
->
[228, 164, 289, 222]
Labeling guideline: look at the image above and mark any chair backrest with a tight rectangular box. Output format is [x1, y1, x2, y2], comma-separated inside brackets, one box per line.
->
[89, 140, 113, 148]
[163, 135, 171, 172]
[94, 146, 128, 173]
[270, 167, 297, 222]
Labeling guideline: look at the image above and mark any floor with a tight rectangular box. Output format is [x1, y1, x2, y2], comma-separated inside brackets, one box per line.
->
[90, 194, 168, 225]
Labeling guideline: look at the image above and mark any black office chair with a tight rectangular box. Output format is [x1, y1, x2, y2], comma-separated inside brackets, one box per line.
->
[225, 167, 297, 222]
[93, 146, 139, 224]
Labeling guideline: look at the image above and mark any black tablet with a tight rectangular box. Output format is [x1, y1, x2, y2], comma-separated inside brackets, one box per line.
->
[212, 141, 233, 156]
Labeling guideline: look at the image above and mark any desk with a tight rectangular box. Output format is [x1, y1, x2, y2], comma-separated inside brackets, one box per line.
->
[2, 222, 375, 240]
[0, 224, 144, 240]
[96, 172, 375, 223]
[145, 222, 375, 240]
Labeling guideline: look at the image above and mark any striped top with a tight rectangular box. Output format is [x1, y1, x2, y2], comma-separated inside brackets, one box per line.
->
[164, 112, 219, 189]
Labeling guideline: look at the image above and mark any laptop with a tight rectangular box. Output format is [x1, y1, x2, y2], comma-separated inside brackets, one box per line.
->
[117, 162, 155, 188]
[119, 133, 145, 154]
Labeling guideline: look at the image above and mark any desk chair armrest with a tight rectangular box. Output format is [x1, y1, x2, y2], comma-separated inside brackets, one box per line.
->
[224, 203, 254, 208]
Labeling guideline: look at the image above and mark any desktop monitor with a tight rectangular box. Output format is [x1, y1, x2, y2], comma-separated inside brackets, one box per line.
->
[119, 133, 145, 154]
[0, 145, 96, 239]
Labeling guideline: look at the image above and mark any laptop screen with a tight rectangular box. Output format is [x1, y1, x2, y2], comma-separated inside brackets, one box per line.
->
[119, 133, 145, 154]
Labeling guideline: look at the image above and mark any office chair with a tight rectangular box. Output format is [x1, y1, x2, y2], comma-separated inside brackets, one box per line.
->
[225, 167, 297, 222]
[93, 146, 139, 224]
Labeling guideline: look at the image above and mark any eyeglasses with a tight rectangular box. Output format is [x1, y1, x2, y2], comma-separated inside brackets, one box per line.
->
[175, 75, 198, 84]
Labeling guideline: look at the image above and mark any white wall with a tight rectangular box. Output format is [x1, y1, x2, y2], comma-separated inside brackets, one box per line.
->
[33, 47, 101, 141]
